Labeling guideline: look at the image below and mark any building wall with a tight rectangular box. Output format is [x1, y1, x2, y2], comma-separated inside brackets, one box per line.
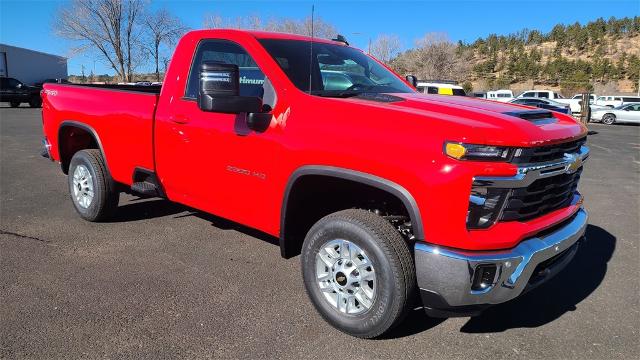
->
[0, 44, 67, 85]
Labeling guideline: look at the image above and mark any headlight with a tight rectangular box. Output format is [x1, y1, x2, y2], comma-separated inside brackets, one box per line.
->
[467, 185, 509, 229]
[445, 142, 512, 161]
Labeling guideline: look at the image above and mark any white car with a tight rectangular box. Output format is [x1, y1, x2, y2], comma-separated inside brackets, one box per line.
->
[590, 103, 640, 125]
[595, 95, 640, 108]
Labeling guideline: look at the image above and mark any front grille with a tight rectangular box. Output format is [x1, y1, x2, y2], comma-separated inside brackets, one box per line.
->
[513, 137, 586, 164]
[500, 168, 582, 221]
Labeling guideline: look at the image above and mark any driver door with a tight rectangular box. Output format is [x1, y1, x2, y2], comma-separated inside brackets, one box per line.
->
[155, 39, 280, 229]
[623, 104, 640, 122]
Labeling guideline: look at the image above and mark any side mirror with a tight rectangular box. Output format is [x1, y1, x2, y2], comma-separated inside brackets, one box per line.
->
[198, 62, 262, 114]
[405, 75, 418, 88]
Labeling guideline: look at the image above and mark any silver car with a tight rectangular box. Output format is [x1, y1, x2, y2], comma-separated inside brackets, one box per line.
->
[591, 103, 640, 125]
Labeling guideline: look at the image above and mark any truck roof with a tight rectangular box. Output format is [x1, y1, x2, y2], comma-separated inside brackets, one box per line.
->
[185, 29, 344, 46]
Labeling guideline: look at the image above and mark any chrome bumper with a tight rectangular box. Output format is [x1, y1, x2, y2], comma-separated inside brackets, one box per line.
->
[41, 137, 52, 160]
[415, 208, 588, 311]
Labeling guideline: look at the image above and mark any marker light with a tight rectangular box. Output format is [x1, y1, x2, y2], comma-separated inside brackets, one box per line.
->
[444, 142, 512, 161]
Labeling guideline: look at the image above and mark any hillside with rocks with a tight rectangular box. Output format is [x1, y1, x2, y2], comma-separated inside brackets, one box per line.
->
[391, 16, 640, 96]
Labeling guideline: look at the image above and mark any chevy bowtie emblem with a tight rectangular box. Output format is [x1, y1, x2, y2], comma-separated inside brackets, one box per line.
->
[563, 153, 582, 174]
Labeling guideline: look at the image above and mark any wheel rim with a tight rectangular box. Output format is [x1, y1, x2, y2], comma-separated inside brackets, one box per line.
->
[603, 115, 614, 124]
[72, 164, 94, 209]
[315, 239, 376, 315]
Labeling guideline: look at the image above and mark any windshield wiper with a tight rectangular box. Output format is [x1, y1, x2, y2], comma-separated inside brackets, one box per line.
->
[312, 83, 395, 98]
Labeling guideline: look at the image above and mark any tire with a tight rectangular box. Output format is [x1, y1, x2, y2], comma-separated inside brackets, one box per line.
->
[68, 149, 119, 221]
[602, 113, 616, 125]
[301, 209, 416, 338]
[9, 102, 20, 108]
[29, 98, 42, 108]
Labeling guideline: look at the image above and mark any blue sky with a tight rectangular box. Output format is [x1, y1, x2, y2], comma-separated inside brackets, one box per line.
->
[1, 0, 638, 75]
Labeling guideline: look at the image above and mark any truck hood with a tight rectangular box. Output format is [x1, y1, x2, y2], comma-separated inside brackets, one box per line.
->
[339, 92, 587, 147]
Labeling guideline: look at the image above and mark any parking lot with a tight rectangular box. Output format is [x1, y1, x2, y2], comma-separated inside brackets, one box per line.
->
[0, 106, 638, 359]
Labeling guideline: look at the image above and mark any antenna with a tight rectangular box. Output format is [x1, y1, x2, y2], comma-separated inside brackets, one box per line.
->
[308, 5, 314, 94]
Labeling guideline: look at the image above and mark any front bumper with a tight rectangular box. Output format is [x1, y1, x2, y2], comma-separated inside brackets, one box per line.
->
[415, 208, 588, 317]
[41, 137, 53, 160]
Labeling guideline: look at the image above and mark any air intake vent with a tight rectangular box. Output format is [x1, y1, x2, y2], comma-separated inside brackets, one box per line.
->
[504, 110, 556, 124]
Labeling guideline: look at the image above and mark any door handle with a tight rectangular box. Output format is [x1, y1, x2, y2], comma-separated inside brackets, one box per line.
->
[170, 115, 189, 124]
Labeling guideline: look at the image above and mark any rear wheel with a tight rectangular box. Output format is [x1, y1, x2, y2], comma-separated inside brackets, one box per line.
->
[301, 209, 416, 338]
[602, 113, 616, 125]
[9, 102, 20, 108]
[68, 149, 119, 221]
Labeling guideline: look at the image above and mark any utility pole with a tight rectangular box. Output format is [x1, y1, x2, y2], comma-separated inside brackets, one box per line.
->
[637, 69, 639, 96]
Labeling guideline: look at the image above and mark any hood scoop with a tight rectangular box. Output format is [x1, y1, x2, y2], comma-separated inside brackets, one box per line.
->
[504, 110, 557, 125]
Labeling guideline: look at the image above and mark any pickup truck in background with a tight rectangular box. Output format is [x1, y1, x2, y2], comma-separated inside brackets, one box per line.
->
[554, 93, 598, 113]
[517, 90, 596, 113]
[0, 77, 42, 107]
[41, 29, 589, 338]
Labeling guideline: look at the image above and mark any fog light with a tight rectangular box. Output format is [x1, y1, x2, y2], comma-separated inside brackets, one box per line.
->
[471, 264, 497, 291]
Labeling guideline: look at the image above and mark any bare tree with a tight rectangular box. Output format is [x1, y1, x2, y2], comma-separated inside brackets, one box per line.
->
[143, 9, 188, 81]
[203, 13, 337, 39]
[370, 35, 401, 64]
[55, 0, 145, 82]
[390, 32, 471, 82]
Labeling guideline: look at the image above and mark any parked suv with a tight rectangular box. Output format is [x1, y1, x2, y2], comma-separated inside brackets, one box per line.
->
[0, 77, 42, 107]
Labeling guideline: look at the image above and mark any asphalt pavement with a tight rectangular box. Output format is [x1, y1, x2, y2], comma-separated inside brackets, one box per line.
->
[1, 105, 638, 359]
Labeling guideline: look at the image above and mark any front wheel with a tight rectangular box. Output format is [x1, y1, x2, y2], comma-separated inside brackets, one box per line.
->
[301, 209, 416, 338]
[602, 114, 616, 125]
[68, 149, 119, 221]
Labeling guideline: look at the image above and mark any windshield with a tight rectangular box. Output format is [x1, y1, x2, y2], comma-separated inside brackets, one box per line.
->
[259, 39, 414, 97]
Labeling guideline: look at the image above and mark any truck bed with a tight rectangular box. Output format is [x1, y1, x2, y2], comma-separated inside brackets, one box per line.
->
[66, 83, 162, 94]
[41, 83, 158, 185]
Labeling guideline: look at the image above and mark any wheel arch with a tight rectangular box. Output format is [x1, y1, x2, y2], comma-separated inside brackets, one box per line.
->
[58, 121, 109, 175]
[279, 165, 424, 258]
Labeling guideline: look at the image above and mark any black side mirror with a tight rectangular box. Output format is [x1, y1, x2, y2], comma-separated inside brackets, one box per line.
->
[405, 75, 418, 88]
[198, 62, 262, 114]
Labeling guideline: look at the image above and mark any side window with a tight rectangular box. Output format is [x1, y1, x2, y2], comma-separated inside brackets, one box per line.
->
[522, 91, 535, 97]
[7, 78, 21, 88]
[537, 92, 549, 98]
[427, 86, 438, 94]
[628, 104, 640, 111]
[185, 40, 266, 99]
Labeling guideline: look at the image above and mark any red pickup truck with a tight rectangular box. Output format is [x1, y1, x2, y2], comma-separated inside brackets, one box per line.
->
[41, 29, 589, 338]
